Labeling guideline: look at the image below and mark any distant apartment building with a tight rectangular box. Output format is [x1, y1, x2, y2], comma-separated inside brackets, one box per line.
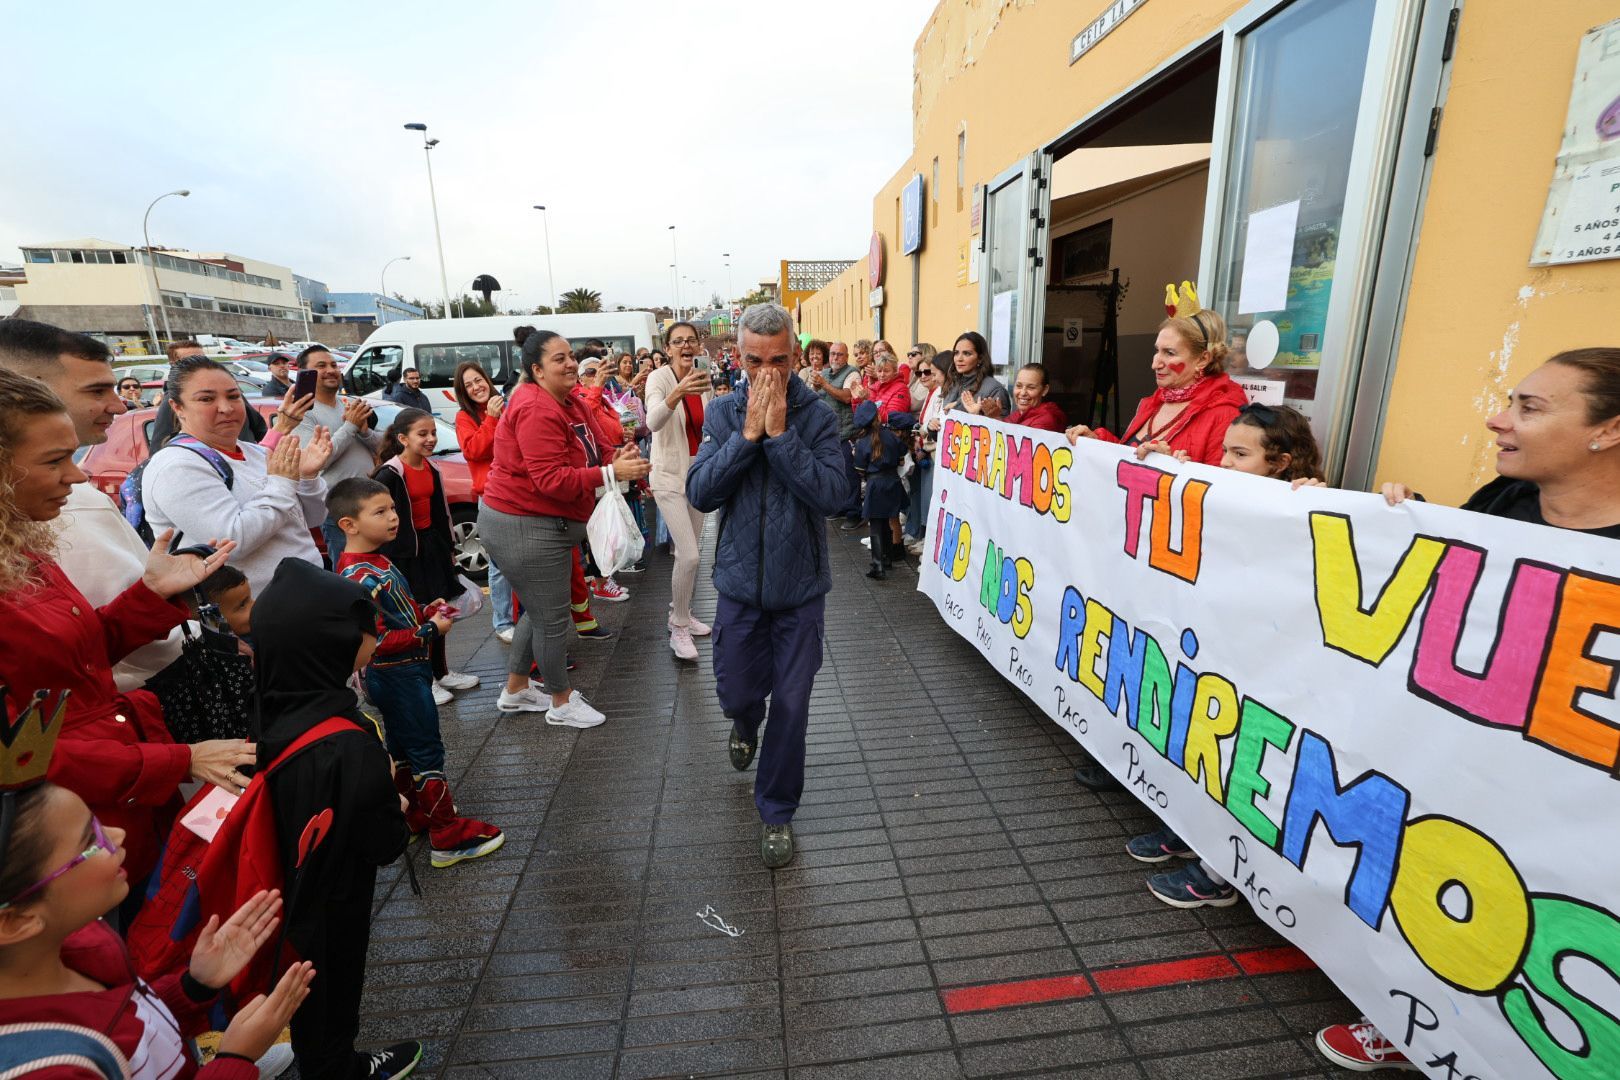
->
[327, 291, 424, 325]
[10, 239, 393, 353]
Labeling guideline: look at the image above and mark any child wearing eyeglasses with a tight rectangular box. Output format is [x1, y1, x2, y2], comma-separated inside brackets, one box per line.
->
[1108, 404, 1323, 909]
[0, 778, 313, 1077]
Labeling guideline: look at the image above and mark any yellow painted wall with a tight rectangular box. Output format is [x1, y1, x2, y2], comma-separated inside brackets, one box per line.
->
[1375, 1, 1620, 503]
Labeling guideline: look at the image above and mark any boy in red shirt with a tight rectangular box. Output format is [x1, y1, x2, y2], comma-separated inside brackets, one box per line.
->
[328, 477, 503, 870]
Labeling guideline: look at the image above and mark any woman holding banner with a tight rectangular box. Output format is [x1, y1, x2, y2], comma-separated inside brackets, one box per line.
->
[1064, 293, 1246, 466]
[1318, 348, 1620, 1073]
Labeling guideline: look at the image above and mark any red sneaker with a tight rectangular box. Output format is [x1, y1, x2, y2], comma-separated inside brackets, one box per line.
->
[1315, 1019, 1418, 1072]
[589, 577, 628, 602]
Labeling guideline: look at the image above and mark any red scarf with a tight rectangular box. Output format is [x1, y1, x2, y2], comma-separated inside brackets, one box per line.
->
[684, 391, 705, 457]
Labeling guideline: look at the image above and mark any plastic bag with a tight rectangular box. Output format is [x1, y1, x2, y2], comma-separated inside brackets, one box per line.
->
[587, 466, 645, 575]
[450, 574, 485, 621]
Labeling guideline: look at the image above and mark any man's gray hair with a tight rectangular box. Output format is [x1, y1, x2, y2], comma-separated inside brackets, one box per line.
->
[737, 303, 796, 345]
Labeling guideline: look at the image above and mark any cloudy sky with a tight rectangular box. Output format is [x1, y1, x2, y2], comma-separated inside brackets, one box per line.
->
[2, 0, 936, 312]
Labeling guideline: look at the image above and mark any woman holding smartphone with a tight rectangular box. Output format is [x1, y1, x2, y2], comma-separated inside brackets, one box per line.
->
[480, 331, 651, 729]
[646, 321, 714, 662]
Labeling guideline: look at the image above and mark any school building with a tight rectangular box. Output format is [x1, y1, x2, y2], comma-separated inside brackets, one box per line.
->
[797, 0, 1620, 503]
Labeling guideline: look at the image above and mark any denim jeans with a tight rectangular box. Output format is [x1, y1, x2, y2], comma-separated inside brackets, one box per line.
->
[487, 557, 515, 632]
[321, 514, 347, 567]
[362, 660, 444, 778]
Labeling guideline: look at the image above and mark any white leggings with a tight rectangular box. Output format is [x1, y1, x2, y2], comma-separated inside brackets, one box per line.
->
[652, 489, 706, 626]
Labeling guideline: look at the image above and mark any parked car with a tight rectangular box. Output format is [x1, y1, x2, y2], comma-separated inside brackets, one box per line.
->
[76, 397, 489, 581]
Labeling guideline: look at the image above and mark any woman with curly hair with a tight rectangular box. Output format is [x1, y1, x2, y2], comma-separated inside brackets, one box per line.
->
[0, 369, 247, 889]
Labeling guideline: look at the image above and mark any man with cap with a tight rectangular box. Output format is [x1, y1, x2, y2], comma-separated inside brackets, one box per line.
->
[688, 303, 850, 868]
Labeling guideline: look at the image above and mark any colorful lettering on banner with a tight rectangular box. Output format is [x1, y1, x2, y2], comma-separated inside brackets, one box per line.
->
[918, 416, 1620, 1080]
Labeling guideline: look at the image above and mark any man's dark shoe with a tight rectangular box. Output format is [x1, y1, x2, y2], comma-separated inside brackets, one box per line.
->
[1073, 760, 1122, 791]
[840, 518, 866, 531]
[576, 626, 615, 641]
[865, 563, 886, 580]
[363, 1041, 422, 1079]
[729, 724, 757, 771]
[761, 823, 795, 868]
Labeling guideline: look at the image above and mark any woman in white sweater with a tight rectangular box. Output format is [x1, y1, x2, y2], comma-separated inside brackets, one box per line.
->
[141, 356, 332, 593]
[645, 322, 713, 661]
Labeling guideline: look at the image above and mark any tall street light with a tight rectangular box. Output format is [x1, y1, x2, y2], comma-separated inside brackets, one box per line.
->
[668, 225, 680, 320]
[403, 123, 454, 319]
[142, 188, 189, 351]
[532, 205, 558, 313]
[722, 253, 733, 304]
[380, 255, 411, 324]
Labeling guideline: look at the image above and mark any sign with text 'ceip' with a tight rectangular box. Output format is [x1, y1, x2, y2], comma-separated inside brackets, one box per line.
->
[918, 415, 1620, 1080]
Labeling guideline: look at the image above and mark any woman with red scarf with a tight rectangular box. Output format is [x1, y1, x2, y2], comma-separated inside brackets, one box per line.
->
[1066, 305, 1245, 465]
[646, 322, 714, 662]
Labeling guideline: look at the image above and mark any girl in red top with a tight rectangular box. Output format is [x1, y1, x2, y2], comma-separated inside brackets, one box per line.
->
[478, 332, 650, 731]
[1065, 306, 1246, 465]
[0, 777, 313, 1079]
[0, 371, 249, 885]
[371, 408, 477, 701]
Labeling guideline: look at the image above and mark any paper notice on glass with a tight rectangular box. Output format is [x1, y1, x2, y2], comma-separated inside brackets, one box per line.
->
[1234, 376, 1287, 406]
[1238, 200, 1300, 314]
[990, 291, 1015, 369]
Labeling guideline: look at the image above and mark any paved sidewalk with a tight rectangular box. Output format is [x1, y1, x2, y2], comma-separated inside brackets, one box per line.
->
[352, 526, 1368, 1079]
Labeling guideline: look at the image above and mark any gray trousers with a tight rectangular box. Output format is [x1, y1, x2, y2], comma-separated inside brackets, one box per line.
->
[478, 505, 585, 695]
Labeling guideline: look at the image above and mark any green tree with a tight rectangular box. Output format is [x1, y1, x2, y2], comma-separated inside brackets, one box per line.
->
[736, 286, 773, 308]
[558, 287, 602, 313]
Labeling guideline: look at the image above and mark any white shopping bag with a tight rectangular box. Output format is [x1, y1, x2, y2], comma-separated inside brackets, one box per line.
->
[587, 465, 645, 576]
[450, 574, 485, 621]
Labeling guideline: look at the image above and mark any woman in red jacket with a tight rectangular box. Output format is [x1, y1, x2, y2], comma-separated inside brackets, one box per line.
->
[478, 332, 650, 731]
[0, 370, 248, 885]
[1065, 307, 1246, 465]
[453, 360, 519, 641]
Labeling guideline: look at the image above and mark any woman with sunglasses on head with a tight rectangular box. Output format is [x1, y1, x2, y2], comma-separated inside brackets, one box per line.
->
[1065, 292, 1246, 465]
[1314, 348, 1620, 1075]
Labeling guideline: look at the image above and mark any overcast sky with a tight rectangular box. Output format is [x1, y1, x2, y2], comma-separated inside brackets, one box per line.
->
[1, 0, 936, 312]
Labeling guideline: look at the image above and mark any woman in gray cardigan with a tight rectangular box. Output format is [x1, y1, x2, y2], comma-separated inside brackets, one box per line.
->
[645, 322, 714, 662]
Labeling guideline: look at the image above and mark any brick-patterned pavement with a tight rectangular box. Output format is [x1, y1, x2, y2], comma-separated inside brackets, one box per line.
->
[345, 525, 1379, 1079]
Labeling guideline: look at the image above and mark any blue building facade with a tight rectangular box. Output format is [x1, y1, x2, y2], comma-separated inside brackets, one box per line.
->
[327, 292, 424, 325]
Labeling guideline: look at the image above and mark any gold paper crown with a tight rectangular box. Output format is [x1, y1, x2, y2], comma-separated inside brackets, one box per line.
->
[0, 685, 69, 792]
[1163, 281, 1200, 319]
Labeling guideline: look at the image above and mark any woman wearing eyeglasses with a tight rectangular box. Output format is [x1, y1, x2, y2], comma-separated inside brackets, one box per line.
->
[645, 321, 714, 662]
[1065, 305, 1246, 465]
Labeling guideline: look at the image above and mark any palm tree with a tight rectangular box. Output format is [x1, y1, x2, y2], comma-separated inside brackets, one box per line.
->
[558, 287, 602, 313]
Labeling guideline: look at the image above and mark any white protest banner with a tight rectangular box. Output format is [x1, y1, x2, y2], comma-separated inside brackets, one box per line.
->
[917, 414, 1620, 1080]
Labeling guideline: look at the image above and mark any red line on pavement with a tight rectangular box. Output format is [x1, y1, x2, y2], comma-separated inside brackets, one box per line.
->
[940, 946, 1315, 1015]
[941, 974, 1094, 1014]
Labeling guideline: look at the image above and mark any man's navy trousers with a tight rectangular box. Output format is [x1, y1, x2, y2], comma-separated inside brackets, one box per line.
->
[712, 592, 825, 824]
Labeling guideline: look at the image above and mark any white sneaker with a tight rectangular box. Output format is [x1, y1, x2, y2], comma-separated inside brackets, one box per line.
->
[255, 1042, 295, 1078]
[495, 626, 515, 644]
[438, 670, 480, 691]
[431, 682, 453, 706]
[497, 686, 551, 713]
[670, 624, 698, 661]
[904, 537, 924, 557]
[547, 694, 606, 728]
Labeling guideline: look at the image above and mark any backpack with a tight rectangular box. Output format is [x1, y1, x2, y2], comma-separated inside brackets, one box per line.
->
[0, 1022, 127, 1078]
[121, 435, 234, 545]
[127, 717, 358, 1002]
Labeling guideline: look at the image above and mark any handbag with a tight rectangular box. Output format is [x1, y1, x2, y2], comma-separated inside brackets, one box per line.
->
[145, 619, 255, 744]
[587, 465, 645, 576]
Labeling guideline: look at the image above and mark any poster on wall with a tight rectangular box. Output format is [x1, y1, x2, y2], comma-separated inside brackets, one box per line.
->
[989, 290, 1015, 371]
[918, 415, 1620, 1080]
[1531, 17, 1620, 265]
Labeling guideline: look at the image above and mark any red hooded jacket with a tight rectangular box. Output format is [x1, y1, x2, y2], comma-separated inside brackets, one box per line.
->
[454, 406, 500, 496]
[1006, 400, 1069, 432]
[482, 382, 611, 522]
[0, 919, 257, 1079]
[571, 384, 625, 448]
[1096, 372, 1247, 466]
[865, 375, 913, 422]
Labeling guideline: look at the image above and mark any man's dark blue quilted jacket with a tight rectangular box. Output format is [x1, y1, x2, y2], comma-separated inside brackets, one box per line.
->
[687, 374, 851, 612]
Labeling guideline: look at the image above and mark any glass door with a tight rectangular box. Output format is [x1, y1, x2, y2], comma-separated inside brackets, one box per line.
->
[1200, 0, 1442, 478]
[979, 154, 1042, 377]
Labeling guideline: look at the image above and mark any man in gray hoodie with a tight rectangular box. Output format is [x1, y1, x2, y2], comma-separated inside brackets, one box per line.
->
[293, 344, 381, 561]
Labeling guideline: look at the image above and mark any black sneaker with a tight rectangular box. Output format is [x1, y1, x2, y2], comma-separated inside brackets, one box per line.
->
[839, 518, 866, 531]
[729, 724, 757, 771]
[363, 1041, 422, 1079]
[576, 626, 616, 641]
[618, 560, 646, 575]
[1073, 759, 1121, 791]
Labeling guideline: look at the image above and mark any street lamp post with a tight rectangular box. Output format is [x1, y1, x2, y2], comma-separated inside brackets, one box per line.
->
[722, 253, 733, 304]
[532, 205, 558, 312]
[141, 189, 189, 352]
[403, 123, 453, 319]
[668, 225, 680, 320]
[379, 256, 410, 325]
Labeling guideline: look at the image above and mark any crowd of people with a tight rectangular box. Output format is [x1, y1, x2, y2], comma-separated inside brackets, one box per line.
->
[0, 292, 1613, 1078]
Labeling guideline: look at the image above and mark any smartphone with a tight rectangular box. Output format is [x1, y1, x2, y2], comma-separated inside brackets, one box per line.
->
[293, 368, 319, 400]
[695, 355, 710, 371]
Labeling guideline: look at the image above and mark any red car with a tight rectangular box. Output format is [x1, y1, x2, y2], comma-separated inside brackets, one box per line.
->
[77, 398, 490, 581]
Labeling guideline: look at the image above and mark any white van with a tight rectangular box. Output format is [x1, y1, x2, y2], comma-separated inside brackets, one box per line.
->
[344, 312, 660, 419]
